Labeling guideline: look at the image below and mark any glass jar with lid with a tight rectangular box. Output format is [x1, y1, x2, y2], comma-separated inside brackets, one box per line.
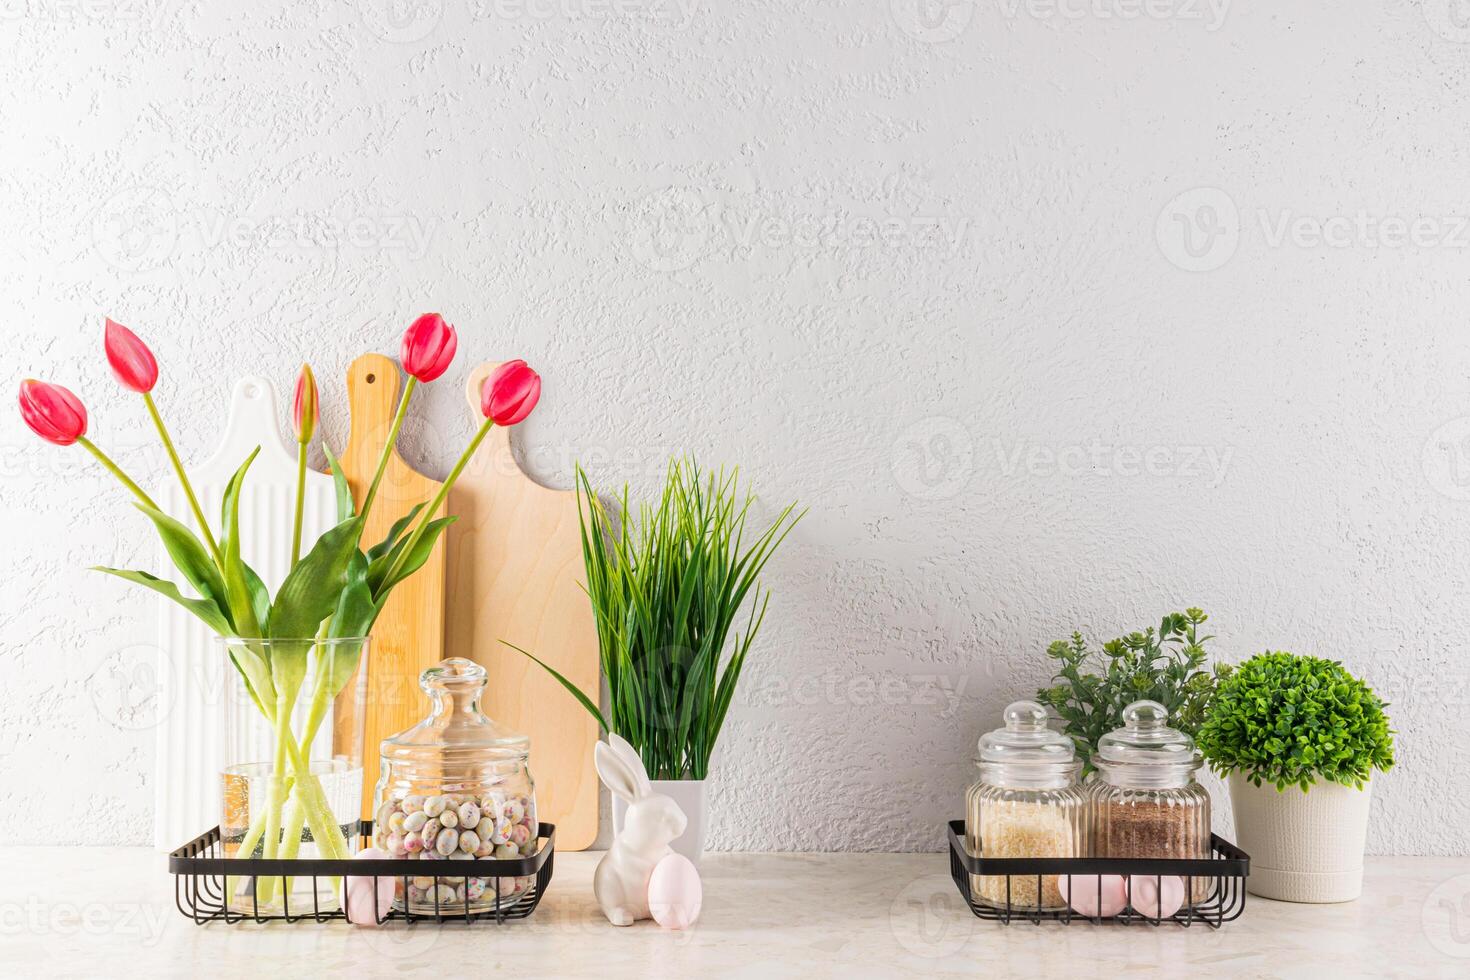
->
[1091, 700, 1211, 901]
[371, 658, 540, 914]
[965, 700, 1088, 911]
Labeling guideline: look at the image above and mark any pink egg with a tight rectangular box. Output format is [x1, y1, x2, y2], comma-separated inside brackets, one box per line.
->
[647, 854, 702, 930]
[1127, 875, 1186, 919]
[339, 848, 396, 927]
[1058, 874, 1128, 918]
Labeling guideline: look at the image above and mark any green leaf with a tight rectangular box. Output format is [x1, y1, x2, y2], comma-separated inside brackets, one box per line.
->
[366, 503, 427, 564]
[134, 502, 231, 617]
[322, 444, 356, 524]
[369, 516, 456, 598]
[330, 550, 379, 642]
[270, 516, 364, 641]
[219, 446, 260, 561]
[92, 567, 232, 636]
[241, 562, 271, 632]
[220, 449, 264, 639]
[503, 640, 609, 733]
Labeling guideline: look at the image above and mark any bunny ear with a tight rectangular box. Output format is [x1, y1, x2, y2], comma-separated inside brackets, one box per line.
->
[594, 741, 640, 803]
[608, 733, 653, 799]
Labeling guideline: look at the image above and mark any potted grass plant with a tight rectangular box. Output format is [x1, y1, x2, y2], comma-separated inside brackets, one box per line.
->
[513, 458, 802, 862]
[1198, 651, 1395, 903]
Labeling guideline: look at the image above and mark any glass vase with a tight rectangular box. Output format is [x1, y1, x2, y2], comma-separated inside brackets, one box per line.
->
[219, 636, 368, 914]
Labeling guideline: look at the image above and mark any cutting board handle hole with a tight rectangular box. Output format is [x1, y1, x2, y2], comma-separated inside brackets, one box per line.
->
[366, 373, 377, 384]
[243, 382, 261, 399]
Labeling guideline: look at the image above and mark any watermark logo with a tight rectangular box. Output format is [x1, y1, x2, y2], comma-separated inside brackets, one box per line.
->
[996, 0, 1230, 31]
[995, 439, 1233, 486]
[1257, 210, 1470, 251]
[891, 416, 975, 501]
[888, 874, 974, 958]
[722, 208, 968, 255]
[890, 0, 975, 44]
[1423, 872, 1470, 959]
[1423, 0, 1470, 43]
[1156, 186, 1240, 272]
[196, 211, 437, 259]
[358, 0, 443, 43]
[91, 185, 179, 273]
[1158, 187, 1470, 271]
[891, 420, 1235, 500]
[627, 187, 716, 272]
[0, 899, 168, 945]
[1423, 417, 1470, 501]
[741, 670, 971, 719]
[87, 642, 174, 732]
[473, 0, 700, 28]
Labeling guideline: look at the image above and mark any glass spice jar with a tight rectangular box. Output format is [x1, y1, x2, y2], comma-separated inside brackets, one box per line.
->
[372, 659, 540, 914]
[965, 701, 1088, 911]
[1091, 700, 1212, 903]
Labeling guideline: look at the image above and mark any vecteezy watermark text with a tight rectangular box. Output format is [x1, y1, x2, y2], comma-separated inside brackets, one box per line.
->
[0, 899, 168, 946]
[626, 188, 971, 273]
[1157, 186, 1470, 272]
[892, 417, 1235, 501]
[741, 671, 970, 719]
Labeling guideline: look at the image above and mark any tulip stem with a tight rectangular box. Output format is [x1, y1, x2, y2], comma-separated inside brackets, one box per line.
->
[143, 392, 223, 565]
[358, 376, 416, 528]
[76, 437, 160, 510]
[290, 442, 307, 565]
[380, 417, 493, 588]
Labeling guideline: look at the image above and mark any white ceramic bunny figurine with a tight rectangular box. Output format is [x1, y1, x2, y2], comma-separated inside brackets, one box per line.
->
[594, 734, 689, 927]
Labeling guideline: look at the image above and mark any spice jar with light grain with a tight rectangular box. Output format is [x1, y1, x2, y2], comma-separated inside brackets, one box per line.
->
[965, 701, 1089, 911]
[1090, 700, 1212, 903]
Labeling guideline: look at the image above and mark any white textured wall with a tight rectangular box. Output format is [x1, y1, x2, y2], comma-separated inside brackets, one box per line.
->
[3, 1, 1469, 854]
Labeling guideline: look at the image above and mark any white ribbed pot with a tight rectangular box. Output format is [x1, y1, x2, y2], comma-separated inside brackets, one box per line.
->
[613, 779, 708, 865]
[1228, 772, 1373, 903]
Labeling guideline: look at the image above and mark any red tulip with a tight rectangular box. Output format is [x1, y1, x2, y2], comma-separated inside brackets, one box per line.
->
[104, 318, 159, 393]
[480, 360, 541, 426]
[293, 364, 319, 444]
[400, 313, 458, 383]
[19, 379, 88, 446]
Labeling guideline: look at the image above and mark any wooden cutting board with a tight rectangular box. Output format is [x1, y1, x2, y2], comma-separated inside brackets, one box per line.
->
[335, 353, 448, 817]
[446, 361, 600, 851]
[153, 377, 337, 849]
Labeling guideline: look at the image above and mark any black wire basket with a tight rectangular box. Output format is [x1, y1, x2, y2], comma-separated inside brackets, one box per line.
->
[947, 820, 1249, 927]
[169, 821, 556, 925]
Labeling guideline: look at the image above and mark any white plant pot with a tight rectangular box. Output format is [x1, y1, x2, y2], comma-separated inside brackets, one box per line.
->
[613, 779, 707, 865]
[1228, 772, 1373, 903]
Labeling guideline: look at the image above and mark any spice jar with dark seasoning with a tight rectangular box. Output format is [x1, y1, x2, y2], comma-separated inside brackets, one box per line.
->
[1091, 701, 1212, 902]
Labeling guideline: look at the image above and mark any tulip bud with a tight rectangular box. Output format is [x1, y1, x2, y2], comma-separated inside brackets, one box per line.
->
[104, 318, 159, 393]
[293, 364, 319, 445]
[400, 313, 458, 383]
[18, 379, 89, 446]
[480, 360, 541, 426]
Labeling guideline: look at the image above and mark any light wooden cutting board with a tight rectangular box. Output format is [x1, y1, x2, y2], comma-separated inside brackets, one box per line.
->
[446, 361, 600, 851]
[335, 353, 447, 817]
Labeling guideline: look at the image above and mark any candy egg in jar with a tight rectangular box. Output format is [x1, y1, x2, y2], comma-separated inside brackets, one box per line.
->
[372, 659, 540, 914]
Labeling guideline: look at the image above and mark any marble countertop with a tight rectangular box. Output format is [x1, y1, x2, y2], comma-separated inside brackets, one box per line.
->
[4, 848, 1468, 977]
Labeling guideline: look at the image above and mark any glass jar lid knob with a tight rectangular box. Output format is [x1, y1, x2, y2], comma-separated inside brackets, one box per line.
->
[1095, 699, 1202, 770]
[976, 700, 1076, 765]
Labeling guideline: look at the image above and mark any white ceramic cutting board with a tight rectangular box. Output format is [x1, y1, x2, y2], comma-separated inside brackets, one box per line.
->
[151, 377, 337, 849]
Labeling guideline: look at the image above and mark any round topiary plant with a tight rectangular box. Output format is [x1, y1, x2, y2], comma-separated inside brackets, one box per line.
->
[1197, 651, 1394, 792]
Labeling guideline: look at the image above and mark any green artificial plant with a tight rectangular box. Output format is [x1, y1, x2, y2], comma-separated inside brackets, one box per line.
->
[1036, 607, 1229, 774]
[512, 458, 803, 781]
[1197, 651, 1394, 791]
